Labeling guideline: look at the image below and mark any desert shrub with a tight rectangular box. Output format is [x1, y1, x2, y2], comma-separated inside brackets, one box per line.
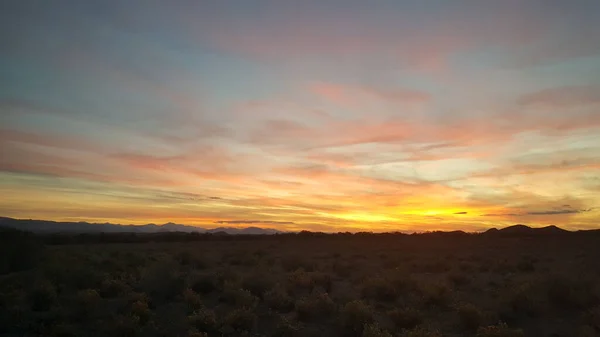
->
[503, 284, 540, 319]
[448, 272, 470, 287]
[547, 277, 599, 310]
[100, 278, 130, 298]
[579, 325, 596, 337]
[457, 303, 483, 330]
[49, 322, 78, 337]
[75, 289, 101, 318]
[189, 307, 218, 334]
[242, 272, 275, 298]
[388, 308, 423, 329]
[45, 262, 105, 290]
[224, 250, 259, 266]
[582, 305, 600, 331]
[296, 293, 337, 322]
[0, 228, 44, 275]
[130, 299, 151, 324]
[138, 261, 186, 302]
[176, 249, 209, 269]
[476, 322, 524, 337]
[264, 285, 295, 313]
[221, 307, 257, 334]
[333, 260, 354, 277]
[191, 273, 218, 294]
[220, 282, 258, 308]
[516, 259, 535, 272]
[282, 255, 315, 272]
[30, 281, 58, 311]
[106, 314, 142, 337]
[183, 288, 203, 312]
[271, 316, 301, 337]
[187, 331, 209, 337]
[362, 323, 393, 337]
[340, 300, 375, 337]
[401, 327, 443, 337]
[311, 271, 333, 293]
[420, 282, 451, 307]
[361, 276, 397, 302]
[286, 270, 312, 295]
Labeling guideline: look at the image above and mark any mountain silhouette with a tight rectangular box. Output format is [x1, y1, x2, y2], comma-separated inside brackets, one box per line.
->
[0, 217, 283, 235]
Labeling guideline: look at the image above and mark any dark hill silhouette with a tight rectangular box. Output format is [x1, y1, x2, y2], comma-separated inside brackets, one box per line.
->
[0, 217, 284, 235]
[483, 224, 583, 237]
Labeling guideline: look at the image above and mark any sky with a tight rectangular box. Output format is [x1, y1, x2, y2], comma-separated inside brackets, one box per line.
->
[1, 1, 600, 232]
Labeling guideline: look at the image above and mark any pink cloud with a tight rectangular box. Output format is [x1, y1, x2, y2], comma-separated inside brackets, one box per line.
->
[518, 85, 600, 108]
[310, 82, 430, 106]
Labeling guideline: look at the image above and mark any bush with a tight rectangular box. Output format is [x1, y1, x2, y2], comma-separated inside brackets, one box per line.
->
[100, 278, 130, 298]
[271, 316, 300, 337]
[75, 289, 101, 317]
[282, 255, 314, 272]
[457, 303, 483, 330]
[220, 282, 258, 308]
[0, 228, 44, 275]
[401, 327, 443, 337]
[361, 276, 397, 302]
[138, 261, 186, 302]
[296, 293, 337, 322]
[420, 282, 451, 307]
[362, 323, 393, 337]
[340, 300, 375, 337]
[264, 285, 295, 313]
[388, 308, 423, 329]
[221, 307, 256, 333]
[130, 299, 151, 325]
[476, 323, 524, 337]
[191, 273, 218, 294]
[188, 307, 218, 334]
[242, 272, 275, 299]
[30, 281, 58, 311]
[547, 277, 599, 310]
[183, 288, 203, 312]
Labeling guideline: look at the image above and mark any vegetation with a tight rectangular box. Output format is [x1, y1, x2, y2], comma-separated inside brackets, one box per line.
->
[0, 229, 599, 336]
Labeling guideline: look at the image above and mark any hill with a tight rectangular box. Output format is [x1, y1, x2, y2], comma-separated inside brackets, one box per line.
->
[0, 217, 284, 235]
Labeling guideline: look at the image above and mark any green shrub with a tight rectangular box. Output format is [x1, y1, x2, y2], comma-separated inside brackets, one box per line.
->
[476, 322, 524, 337]
[388, 308, 423, 329]
[340, 300, 375, 337]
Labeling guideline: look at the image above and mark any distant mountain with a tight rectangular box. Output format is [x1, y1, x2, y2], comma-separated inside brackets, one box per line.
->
[484, 224, 575, 237]
[0, 217, 284, 235]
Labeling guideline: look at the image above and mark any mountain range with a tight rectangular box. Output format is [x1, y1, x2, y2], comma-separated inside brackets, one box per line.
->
[1, 217, 598, 236]
[0, 217, 283, 235]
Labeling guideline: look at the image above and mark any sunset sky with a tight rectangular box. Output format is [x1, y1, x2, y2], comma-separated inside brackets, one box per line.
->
[1, 1, 599, 232]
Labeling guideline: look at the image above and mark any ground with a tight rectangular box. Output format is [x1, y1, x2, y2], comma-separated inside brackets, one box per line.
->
[1, 233, 599, 337]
